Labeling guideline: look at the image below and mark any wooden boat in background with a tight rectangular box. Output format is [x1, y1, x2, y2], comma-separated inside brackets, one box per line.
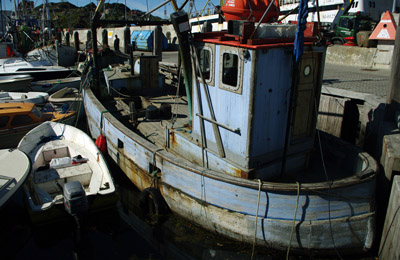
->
[49, 87, 83, 118]
[0, 91, 49, 104]
[0, 149, 31, 209]
[82, 1, 378, 255]
[18, 121, 116, 223]
[0, 102, 76, 149]
[30, 77, 81, 94]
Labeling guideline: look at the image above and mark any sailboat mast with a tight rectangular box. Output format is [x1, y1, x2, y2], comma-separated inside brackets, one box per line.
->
[46, 0, 51, 39]
[41, 0, 51, 43]
[13, 0, 19, 20]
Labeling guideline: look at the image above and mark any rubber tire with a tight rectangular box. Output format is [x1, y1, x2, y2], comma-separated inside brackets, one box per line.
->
[332, 39, 343, 45]
[139, 187, 168, 225]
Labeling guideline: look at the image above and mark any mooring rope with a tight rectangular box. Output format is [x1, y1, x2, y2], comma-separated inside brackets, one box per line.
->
[251, 179, 262, 260]
[286, 181, 300, 260]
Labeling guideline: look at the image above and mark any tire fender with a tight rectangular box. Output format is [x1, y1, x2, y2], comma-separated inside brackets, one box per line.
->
[139, 187, 168, 224]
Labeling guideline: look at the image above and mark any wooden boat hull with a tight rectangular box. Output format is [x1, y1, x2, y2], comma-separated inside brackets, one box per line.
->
[0, 91, 49, 104]
[30, 77, 81, 94]
[48, 87, 84, 119]
[0, 113, 76, 149]
[84, 87, 377, 254]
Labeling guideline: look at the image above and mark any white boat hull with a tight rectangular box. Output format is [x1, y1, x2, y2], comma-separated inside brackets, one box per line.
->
[17, 121, 116, 223]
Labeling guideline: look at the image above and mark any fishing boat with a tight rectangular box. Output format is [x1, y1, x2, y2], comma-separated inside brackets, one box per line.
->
[18, 121, 116, 223]
[29, 77, 81, 94]
[82, 0, 377, 255]
[0, 149, 31, 209]
[0, 75, 33, 92]
[0, 102, 76, 149]
[0, 91, 49, 104]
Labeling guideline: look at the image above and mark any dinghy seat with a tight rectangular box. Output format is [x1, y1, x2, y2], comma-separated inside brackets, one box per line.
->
[41, 142, 70, 163]
[34, 163, 93, 195]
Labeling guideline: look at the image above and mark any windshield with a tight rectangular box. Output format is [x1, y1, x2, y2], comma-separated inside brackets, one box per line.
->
[31, 106, 42, 118]
[355, 18, 372, 31]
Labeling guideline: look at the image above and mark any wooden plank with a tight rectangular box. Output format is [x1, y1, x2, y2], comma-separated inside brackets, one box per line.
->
[379, 175, 400, 259]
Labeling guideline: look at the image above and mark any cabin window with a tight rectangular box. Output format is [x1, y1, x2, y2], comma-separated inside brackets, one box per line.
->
[339, 18, 353, 30]
[197, 48, 211, 81]
[0, 116, 9, 128]
[31, 106, 42, 119]
[222, 53, 238, 87]
[11, 115, 33, 126]
[219, 46, 243, 94]
[195, 44, 214, 86]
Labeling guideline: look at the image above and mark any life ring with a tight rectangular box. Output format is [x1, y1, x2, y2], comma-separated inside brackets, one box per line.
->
[139, 187, 168, 225]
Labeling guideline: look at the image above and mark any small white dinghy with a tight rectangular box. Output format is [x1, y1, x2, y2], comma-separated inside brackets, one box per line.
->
[0, 149, 31, 209]
[18, 121, 116, 222]
[0, 91, 49, 104]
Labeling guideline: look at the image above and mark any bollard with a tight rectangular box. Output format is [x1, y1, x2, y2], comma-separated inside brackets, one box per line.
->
[102, 29, 108, 48]
[124, 25, 130, 54]
[74, 31, 80, 51]
[65, 31, 70, 46]
[56, 30, 62, 43]
[86, 30, 92, 50]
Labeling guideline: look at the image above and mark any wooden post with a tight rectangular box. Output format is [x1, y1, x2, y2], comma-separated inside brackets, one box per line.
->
[153, 25, 163, 61]
[386, 25, 400, 122]
[379, 175, 400, 259]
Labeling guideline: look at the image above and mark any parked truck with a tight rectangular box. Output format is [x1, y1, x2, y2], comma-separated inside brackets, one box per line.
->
[328, 12, 375, 46]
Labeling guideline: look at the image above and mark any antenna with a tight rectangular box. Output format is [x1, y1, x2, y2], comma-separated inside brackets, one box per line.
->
[188, 0, 194, 17]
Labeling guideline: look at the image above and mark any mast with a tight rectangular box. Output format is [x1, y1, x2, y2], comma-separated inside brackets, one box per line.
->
[13, 0, 19, 20]
[41, 0, 51, 44]
[46, 0, 51, 39]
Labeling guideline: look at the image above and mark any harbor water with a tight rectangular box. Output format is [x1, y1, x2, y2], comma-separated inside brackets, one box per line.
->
[1, 151, 379, 260]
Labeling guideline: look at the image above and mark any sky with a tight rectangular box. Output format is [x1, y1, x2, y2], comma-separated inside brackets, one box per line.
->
[1, 0, 223, 19]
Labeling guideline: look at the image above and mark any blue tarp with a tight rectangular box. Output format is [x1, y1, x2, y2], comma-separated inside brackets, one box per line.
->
[293, 0, 309, 64]
[130, 30, 168, 51]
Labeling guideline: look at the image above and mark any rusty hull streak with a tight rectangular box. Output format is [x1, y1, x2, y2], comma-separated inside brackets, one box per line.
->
[112, 147, 155, 190]
[86, 111, 155, 190]
[170, 131, 177, 145]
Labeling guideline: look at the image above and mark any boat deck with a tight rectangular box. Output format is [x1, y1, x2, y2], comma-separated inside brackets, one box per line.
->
[100, 86, 191, 151]
[97, 83, 370, 184]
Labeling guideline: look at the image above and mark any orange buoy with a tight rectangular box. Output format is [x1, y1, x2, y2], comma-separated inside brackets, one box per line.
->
[221, 0, 280, 22]
[95, 134, 107, 154]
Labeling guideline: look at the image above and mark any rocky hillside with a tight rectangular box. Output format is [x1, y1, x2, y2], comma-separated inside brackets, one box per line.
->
[29, 2, 163, 29]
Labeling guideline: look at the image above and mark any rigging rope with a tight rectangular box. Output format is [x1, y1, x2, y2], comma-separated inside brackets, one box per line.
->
[286, 181, 300, 260]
